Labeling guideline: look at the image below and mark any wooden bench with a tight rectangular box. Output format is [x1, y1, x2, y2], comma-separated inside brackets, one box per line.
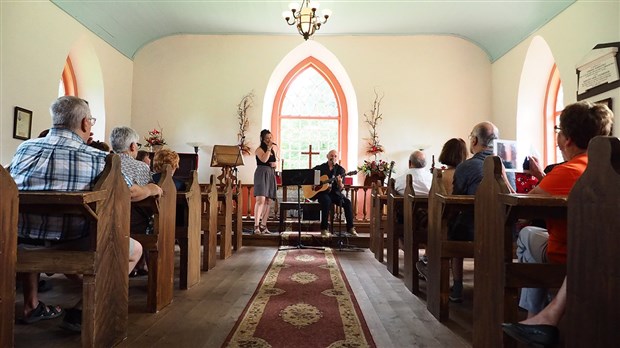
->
[15, 154, 130, 347]
[427, 169, 474, 321]
[403, 174, 428, 294]
[176, 170, 201, 289]
[386, 178, 404, 276]
[0, 164, 18, 348]
[200, 175, 219, 271]
[217, 179, 234, 259]
[131, 164, 176, 313]
[473, 156, 566, 347]
[566, 136, 620, 347]
[369, 181, 388, 261]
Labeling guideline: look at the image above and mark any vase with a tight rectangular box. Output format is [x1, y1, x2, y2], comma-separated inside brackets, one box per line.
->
[363, 173, 386, 186]
[151, 145, 163, 153]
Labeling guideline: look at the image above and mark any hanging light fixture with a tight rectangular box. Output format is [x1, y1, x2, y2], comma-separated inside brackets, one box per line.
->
[282, 1, 332, 41]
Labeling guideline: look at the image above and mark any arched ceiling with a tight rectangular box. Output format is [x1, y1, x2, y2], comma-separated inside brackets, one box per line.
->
[51, 0, 575, 62]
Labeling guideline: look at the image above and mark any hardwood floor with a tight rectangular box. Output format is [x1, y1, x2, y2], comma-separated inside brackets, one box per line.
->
[14, 246, 473, 347]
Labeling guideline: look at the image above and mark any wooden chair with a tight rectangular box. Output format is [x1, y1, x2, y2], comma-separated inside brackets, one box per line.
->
[200, 175, 218, 271]
[131, 164, 176, 313]
[176, 170, 201, 289]
[473, 156, 566, 347]
[426, 169, 474, 321]
[0, 164, 18, 348]
[16, 154, 130, 347]
[566, 136, 620, 347]
[386, 178, 404, 275]
[403, 174, 429, 294]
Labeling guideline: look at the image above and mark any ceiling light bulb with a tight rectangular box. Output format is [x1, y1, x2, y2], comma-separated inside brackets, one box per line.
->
[288, 2, 299, 11]
[322, 9, 332, 18]
[282, 11, 291, 19]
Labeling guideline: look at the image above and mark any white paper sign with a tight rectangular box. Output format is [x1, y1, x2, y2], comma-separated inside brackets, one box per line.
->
[578, 54, 619, 94]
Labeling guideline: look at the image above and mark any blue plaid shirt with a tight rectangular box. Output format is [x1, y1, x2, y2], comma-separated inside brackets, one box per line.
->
[10, 128, 111, 240]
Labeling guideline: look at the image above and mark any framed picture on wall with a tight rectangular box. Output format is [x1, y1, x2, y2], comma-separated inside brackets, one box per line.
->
[13, 106, 33, 140]
[596, 97, 613, 112]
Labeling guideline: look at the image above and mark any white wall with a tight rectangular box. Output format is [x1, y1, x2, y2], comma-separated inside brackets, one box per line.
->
[0, 1, 133, 165]
[492, 0, 620, 146]
[132, 35, 491, 183]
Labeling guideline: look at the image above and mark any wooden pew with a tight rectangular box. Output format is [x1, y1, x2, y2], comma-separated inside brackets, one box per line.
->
[473, 156, 566, 347]
[403, 174, 428, 294]
[131, 164, 176, 313]
[566, 136, 620, 347]
[369, 181, 387, 261]
[386, 178, 404, 275]
[218, 179, 234, 259]
[427, 169, 474, 321]
[0, 164, 18, 348]
[176, 170, 201, 289]
[200, 175, 219, 271]
[232, 181, 243, 252]
[16, 154, 130, 347]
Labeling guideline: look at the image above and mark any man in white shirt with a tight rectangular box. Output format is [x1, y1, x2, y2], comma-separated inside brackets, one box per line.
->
[393, 150, 432, 195]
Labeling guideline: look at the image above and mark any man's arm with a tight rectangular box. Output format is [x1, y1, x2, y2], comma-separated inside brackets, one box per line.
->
[130, 183, 163, 202]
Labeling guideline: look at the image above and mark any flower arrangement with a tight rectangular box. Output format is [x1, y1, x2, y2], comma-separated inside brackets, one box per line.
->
[144, 127, 166, 148]
[236, 91, 253, 156]
[357, 159, 394, 178]
[364, 90, 385, 157]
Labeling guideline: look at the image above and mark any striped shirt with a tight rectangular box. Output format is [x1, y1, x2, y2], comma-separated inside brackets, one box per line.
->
[10, 128, 109, 240]
[119, 153, 152, 186]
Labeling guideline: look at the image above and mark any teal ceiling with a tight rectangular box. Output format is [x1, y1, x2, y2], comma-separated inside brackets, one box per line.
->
[51, 0, 575, 62]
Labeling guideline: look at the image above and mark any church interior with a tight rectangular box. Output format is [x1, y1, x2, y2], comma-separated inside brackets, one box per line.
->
[2, 0, 619, 347]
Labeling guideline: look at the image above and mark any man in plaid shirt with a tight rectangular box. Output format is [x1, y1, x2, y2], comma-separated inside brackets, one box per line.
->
[9, 96, 158, 329]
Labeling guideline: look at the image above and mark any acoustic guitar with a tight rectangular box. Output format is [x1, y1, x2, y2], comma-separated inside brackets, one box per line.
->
[303, 170, 357, 200]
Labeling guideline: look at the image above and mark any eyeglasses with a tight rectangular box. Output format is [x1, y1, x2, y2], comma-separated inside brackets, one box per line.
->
[136, 142, 143, 149]
[87, 116, 97, 126]
[554, 125, 562, 134]
[468, 133, 476, 140]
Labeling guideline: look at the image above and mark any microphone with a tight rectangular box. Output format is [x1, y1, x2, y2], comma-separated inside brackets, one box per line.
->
[271, 142, 277, 146]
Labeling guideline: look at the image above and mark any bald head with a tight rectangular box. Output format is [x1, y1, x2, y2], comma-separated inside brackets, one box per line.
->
[409, 150, 426, 168]
[470, 121, 499, 154]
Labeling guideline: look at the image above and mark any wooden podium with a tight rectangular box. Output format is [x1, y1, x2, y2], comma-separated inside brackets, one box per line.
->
[210, 145, 244, 186]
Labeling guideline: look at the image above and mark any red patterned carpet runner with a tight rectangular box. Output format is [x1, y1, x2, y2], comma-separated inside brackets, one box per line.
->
[223, 248, 376, 348]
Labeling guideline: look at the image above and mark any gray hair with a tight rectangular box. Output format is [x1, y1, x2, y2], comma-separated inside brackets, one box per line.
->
[50, 96, 90, 130]
[110, 126, 140, 153]
[473, 121, 499, 148]
[409, 150, 426, 168]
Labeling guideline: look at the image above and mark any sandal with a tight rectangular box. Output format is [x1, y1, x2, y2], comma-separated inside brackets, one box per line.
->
[21, 301, 63, 324]
[259, 224, 271, 234]
[254, 226, 261, 235]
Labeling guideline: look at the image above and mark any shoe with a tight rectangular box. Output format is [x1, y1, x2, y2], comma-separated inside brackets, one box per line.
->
[21, 301, 64, 324]
[253, 226, 261, 235]
[259, 224, 271, 234]
[347, 227, 358, 236]
[60, 308, 82, 333]
[501, 323, 559, 347]
[415, 260, 428, 280]
[321, 229, 331, 237]
[449, 284, 463, 303]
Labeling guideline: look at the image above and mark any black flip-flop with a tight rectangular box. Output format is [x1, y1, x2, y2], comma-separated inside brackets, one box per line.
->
[21, 301, 63, 324]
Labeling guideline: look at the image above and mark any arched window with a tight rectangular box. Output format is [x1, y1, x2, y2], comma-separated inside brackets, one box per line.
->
[58, 57, 78, 97]
[271, 57, 348, 169]
[543, 64, 564, 164]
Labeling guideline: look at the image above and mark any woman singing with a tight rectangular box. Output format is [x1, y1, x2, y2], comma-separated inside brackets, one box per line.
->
[253, 129, 278, 234]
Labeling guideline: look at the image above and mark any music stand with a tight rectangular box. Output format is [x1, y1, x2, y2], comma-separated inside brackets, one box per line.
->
[279, 169, 323, 251]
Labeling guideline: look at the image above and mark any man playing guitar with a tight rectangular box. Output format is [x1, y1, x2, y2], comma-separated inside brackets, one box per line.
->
[311, 150, 357, 237]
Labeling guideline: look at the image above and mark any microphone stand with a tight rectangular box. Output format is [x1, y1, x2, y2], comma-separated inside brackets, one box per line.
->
[333, 164, 363, 252]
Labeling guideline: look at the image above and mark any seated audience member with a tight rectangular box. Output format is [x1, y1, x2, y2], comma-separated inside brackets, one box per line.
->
[437, 138, 468, 195]
[152, 149, 186, 191]
[502, 277, 566, 347]
[417, 122, 499, 303]
[136, 149, 151, 167]
[9, 96, 143, 330]
[110, 126, 163, 277]
[516, 101, 613, 317]
[393, 150, 432, 195]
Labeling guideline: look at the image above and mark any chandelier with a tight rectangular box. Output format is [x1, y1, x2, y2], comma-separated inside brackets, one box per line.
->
[282, 1, 332, 41]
